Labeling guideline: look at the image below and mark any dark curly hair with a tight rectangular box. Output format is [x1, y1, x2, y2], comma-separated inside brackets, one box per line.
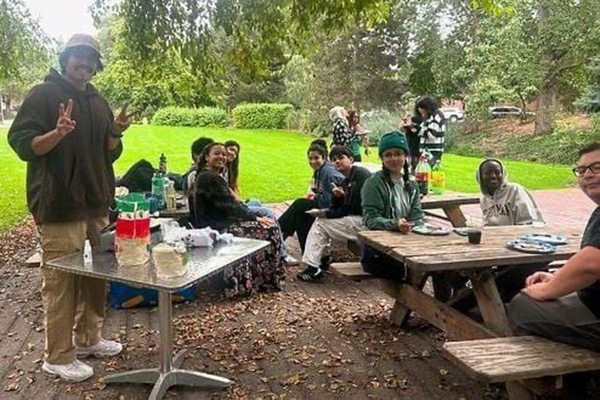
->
[307, 139, 328, 159]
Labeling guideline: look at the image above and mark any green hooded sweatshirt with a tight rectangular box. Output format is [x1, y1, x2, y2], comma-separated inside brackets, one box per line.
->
[361, 170, 424, 231]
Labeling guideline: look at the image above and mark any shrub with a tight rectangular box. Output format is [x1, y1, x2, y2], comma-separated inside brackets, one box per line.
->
[232, 103, 294, 129]
[151, 107, 228, 127]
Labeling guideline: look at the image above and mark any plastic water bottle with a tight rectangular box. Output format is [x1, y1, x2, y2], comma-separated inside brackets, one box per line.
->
[415, 155, 431, 196]
[152, 172, 166, 210]
[83, 239, 93, 266]
[431, 160, 446, 195]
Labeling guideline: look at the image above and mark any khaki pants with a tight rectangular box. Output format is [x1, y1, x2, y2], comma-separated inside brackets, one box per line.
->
[41, 217, 109, 364]
[301, 216, 364, 268]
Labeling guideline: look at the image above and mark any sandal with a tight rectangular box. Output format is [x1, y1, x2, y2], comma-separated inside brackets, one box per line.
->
[296, 266, 323, 282]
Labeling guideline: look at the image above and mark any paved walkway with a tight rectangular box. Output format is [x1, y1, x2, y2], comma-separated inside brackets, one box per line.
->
[459, 188, 595, 229]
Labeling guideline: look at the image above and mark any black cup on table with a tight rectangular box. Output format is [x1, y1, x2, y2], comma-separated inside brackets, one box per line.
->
[468, 229, 482, 244]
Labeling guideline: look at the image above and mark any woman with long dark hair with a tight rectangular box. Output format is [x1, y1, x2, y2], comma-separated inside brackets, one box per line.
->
[278, 139, 344, 252]
[415, 96, 445, 165]
[224, 140, 240, 197]
[192, 142, 285, 296]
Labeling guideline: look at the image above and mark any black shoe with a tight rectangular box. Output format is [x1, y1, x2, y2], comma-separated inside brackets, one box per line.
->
[320, 254, 333, 271]
[296, 266, 323, 282]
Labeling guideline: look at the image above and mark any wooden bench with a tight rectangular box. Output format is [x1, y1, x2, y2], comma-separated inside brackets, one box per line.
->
[444, 336, 600, 398]
[330, 262, 373, 281]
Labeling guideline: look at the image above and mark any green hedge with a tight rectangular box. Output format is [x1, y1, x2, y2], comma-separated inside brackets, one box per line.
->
[232, 103, 294, 129]
[151, 106, 228, 127]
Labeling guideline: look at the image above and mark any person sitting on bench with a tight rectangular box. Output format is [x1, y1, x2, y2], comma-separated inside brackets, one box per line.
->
[360, 131, 424, 279]
[456, 159, 549, 305]
[478, 158, 545, 226]
[296, 145, 371, 281]
[508, 142, 600, 351]
[278, 139, 343, 253]
[191, 142, 285, 296]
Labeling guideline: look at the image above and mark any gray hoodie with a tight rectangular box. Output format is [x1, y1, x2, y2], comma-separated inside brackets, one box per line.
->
[476, 159, 545, 226]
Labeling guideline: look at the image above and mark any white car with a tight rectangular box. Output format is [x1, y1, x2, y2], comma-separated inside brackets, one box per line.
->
[440, 107, 464, 122]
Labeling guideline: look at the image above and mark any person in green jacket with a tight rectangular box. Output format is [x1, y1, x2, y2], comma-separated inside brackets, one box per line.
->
[360, 131, 424, 279]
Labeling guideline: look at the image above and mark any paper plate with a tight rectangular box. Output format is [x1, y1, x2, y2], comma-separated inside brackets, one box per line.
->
[520, 233, 567, 245]
[506, 239, 556, 254]
[412, 224, 452, 236]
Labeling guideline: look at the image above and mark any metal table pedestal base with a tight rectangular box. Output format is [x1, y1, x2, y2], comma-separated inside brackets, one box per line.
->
[105, 291, 230, 399]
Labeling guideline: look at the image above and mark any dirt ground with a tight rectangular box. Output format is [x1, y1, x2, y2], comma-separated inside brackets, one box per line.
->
[0, 213, 596, 399]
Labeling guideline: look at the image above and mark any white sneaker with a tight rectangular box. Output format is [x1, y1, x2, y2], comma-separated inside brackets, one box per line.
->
[284, 255, 299, 266]
[77, 338, 123, 358]
[42, 359, 94, 382]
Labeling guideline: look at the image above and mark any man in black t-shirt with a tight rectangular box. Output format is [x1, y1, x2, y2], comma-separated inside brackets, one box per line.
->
[508, 142, 600, 350]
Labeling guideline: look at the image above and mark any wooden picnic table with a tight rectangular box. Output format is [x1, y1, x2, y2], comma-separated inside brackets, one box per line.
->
[358, 224, 583, 400]
[358, 224, 582, 338]
[419, 191, 480, 227]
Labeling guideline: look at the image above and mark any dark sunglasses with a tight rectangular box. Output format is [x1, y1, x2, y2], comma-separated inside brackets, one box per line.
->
[572, 161, 600, 177]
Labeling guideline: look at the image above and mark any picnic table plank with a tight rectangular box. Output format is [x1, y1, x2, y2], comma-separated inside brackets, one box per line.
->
[443, 336, 600, 383]
[420, 193, 480, 209]
[405, 245, 579, 271]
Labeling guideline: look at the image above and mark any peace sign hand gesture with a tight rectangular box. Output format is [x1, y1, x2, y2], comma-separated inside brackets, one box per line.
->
[56, 99, 76, 138]
[114, 103, 135, 133]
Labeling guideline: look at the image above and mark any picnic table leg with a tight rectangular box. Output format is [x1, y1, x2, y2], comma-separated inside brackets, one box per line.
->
[385, 271, 427, 327]
[470, 270, 534, 400]
[442, 206, 467, 227]
[431, 206, 469, 302]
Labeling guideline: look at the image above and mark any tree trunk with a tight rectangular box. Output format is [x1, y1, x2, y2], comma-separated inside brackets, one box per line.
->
[534, 81, 556, 136]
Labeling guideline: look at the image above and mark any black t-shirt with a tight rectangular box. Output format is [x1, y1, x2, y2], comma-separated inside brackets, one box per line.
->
[577, 207, 600, 317]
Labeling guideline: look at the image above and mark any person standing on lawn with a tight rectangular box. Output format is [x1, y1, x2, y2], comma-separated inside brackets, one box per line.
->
[415, 96, 445, 165]
[330, 106, 355, 148]
[7, 34, 133, 382]
[508, 142, 600, 351]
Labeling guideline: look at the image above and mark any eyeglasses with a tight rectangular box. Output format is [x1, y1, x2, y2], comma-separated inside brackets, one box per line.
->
[572, 161, 600, 177]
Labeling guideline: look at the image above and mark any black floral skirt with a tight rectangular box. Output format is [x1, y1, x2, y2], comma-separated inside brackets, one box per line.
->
[223, 221, 285, 297]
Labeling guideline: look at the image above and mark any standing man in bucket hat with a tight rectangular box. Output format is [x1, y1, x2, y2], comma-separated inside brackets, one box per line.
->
[8, 34, 133, 382]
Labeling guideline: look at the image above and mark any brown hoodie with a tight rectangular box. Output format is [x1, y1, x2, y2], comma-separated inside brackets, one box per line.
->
[8, 69, 123, 224]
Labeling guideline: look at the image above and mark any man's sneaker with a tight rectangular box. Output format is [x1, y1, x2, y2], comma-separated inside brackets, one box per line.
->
[42, 359, 94, 382]
[77, 338, 123, 358]
[284, 255, 299, 266]
[320, 254, 333, 271]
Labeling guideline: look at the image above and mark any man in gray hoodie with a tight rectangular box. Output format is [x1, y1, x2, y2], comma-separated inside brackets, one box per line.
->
[477, 158, 545, 226]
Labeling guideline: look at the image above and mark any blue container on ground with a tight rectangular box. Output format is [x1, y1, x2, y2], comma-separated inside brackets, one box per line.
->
[109, 281, 198, 309]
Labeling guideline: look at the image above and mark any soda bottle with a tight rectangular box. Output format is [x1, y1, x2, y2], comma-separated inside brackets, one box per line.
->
[159, 153, 168, 174]
[415, 155, 431, 196]
[152, 172, 166, 210]
[431, 160, 446, 195]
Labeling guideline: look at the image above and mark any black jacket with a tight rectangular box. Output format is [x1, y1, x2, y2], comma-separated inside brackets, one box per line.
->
[8, 69, 122, 224]
[325, 165, 371, 219]
[192, 169, 256, 231]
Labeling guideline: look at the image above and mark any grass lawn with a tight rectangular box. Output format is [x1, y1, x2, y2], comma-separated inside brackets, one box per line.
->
[0, 124, 577, 233]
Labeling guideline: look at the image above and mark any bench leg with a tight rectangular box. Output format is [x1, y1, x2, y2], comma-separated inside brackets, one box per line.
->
[471, 270, 535, 399]
[388, 271, 427, 327]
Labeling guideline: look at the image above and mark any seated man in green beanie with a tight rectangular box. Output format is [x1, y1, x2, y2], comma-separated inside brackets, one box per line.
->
[360, 131, 424, 279]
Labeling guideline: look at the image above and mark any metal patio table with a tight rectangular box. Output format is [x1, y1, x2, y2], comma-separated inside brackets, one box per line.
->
[46, 237, 269, 399]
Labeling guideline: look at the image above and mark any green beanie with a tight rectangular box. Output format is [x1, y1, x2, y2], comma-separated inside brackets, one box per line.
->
[378, 131, 409, 156]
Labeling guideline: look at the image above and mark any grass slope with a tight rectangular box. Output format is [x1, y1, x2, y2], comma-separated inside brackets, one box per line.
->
[0, 125, 576, 232]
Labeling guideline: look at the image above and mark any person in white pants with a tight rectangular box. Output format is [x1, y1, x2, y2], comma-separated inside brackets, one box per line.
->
[297, 145, 371, 281]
